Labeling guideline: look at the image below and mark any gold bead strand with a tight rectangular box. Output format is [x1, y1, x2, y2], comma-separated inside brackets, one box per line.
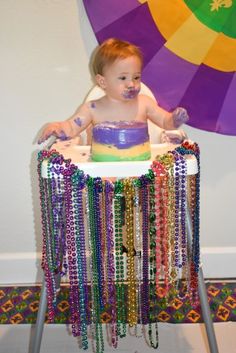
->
[123, 179, 137, 326]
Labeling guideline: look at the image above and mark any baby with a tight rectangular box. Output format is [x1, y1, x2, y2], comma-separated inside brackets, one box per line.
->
[38, 38, 189, 144]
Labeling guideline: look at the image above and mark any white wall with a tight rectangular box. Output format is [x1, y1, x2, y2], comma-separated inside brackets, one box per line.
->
[0, 0, 235, 284]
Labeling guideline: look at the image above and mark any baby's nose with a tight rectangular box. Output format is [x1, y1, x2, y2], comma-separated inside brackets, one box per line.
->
[127, 80, 135, 89]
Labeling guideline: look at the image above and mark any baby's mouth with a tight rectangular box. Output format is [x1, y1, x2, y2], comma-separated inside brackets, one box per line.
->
[122, 88, 140, 99]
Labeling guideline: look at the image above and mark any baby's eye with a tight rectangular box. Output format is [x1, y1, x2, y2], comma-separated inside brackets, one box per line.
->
[134, 76, 141, 81]
[118, 76, 127, 81]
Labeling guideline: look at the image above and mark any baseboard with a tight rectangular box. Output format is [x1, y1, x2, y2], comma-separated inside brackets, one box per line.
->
[0, 252, 43, 285]
[0, 247, 235, 284]
[200, 247, 236, 278]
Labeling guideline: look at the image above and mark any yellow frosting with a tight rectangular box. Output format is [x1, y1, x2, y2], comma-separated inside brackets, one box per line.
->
[91, 141, 151, 159]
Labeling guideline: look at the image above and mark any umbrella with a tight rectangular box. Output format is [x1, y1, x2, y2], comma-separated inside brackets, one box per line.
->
[83, 0, 236, 136]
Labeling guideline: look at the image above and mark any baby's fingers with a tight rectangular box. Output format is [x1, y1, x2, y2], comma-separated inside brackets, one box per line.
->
[56, 131, 71, 141]
[173, 107, 189, 128]
[38, 122, 72, 144]
[38, 124, 58, 144]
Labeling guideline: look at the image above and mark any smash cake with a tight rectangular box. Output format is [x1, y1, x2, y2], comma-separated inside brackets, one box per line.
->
[91, 121, 151, 162]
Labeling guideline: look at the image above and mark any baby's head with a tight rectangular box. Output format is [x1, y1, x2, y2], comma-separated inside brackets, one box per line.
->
[91, 38, 143, 100]
[92, 38, 143, 77]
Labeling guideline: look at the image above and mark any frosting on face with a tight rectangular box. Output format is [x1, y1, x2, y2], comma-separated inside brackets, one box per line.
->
[122, 88, 140, 99]
[92, 121, 149, 149]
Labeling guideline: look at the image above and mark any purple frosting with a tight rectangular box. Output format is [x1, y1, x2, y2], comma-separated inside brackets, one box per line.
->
[92, 121, 149, 149]
[122, 88, 140, 100]
[74, 117, 83, 126]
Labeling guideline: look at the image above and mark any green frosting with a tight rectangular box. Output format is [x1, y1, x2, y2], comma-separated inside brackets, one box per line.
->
[91, 151, 151, 162]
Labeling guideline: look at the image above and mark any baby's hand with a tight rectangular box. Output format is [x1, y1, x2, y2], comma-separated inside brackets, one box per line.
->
[38, 122, 71, 144]
[160, 129, 187, 144]
[172, 107, 189, 128]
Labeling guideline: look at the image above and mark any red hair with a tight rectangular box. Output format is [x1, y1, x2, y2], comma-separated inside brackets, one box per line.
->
[92, 38, 143, 76]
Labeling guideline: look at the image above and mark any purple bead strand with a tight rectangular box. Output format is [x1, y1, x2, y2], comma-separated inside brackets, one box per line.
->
[141, 180, 149, 325]
[64, 172, 81, 336]
[73, 179, 89, 348]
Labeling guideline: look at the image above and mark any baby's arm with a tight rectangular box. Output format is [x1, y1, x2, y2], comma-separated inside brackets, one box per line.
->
[38, 102, 92, 144]
[143, 95, 189, 130]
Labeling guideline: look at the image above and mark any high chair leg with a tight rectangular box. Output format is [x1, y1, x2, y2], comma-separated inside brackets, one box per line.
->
[30, 277, 47, 353]
[186, 208, 219, 353]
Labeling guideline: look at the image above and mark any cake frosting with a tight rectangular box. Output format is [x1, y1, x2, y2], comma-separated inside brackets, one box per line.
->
[91, 121, 151, 162]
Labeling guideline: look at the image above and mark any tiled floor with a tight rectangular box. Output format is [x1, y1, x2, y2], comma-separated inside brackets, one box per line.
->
[0, 322, 236, 353]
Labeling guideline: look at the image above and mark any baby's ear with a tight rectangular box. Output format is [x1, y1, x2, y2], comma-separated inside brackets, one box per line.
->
[95, 74, 106, 89]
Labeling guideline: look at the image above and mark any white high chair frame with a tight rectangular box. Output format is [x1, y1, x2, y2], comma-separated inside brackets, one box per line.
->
[30, 84, 219, 353]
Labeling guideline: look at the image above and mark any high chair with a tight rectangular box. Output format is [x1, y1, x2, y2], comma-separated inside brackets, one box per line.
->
[31, 84, 219, 353]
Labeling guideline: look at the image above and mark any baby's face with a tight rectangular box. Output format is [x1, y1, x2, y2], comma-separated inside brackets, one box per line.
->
[99, 56, 142, 101]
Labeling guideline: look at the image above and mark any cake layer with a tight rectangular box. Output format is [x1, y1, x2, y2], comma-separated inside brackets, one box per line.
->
[92, 121, 149, 149]
[91, 141, 151, 161]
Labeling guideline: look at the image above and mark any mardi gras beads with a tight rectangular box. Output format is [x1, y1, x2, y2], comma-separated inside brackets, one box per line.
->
[151, 161, 165, 295]
[72, 170, 89, 348]
[114, 180, 127, 338]
[37, 141, 201, 352]
[104, 181, 118, 348]
[38, 166, 56, 321]
[176, 142, 200, 304]
[86, 177, 104, 353]
[123, 178, 137, 327]
[148, 179, 159, 349]
[133, 184, 142, 328]
[139, 176, 150, 325]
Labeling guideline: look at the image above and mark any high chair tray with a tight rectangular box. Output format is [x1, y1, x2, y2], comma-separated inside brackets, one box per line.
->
[41, 140, 198, 178]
